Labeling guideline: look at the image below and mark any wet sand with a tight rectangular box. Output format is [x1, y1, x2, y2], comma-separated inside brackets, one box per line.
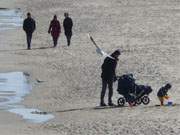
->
[0, 0, 180, 134]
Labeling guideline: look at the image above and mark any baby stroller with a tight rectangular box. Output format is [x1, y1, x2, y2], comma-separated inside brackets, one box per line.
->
[117, 74, 152, 106]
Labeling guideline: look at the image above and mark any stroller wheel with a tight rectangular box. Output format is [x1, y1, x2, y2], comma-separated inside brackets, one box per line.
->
[136, 98, 142, 105]
[117, 97, 126, 106]
[142, 95, 150, 105]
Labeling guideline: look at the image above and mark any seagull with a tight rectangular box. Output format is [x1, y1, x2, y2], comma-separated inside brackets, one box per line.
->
[88, 34, 114, 59]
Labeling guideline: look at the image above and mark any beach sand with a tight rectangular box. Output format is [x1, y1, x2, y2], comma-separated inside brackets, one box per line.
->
[0, 0, 180, 134]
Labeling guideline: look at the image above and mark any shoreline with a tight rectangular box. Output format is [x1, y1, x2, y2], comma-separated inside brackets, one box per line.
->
[0, 71, 54, 123]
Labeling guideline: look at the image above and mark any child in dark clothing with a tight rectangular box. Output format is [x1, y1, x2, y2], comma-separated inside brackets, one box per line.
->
[157, 83, 172, 106]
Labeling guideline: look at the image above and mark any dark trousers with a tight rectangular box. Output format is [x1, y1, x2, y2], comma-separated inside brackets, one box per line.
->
[101, 79, 113, 104]
[52, 37, 58, 47]
[26, 33, 32, 49]
[65, 34, 72, 46]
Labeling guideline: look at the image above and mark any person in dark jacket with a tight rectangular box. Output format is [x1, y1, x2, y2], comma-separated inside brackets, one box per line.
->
[48, 15, 61, 47]
[157, 83, 172, 105]
[100, 49, 121, 106]
[23, 12, 36, 50]
[63, 12, 73, 46]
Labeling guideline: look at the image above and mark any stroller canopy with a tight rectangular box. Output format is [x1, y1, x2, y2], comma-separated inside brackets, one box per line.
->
[117, 74, 135, 95]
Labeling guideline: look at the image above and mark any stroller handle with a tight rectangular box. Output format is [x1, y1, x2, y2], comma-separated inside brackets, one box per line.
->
[116, 74, 133, 79]
[114, 76, 121, 82]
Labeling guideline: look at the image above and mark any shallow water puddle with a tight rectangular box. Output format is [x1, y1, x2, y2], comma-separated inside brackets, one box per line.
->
[0, 72, 31, 106]
[0, 8, 23, 30]
[9, 108, 54, 123]
[0, 72, 54, 123]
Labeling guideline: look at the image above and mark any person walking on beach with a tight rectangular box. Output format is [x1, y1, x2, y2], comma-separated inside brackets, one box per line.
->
[63, 12, 73, 46]
[48, 15, 61, 47]
[23, 12, 36, 50]
[100, 49, 121, 106]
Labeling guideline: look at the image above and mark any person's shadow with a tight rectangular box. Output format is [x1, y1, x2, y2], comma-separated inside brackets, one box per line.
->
[31, 46, 54, 50]
[51, 103, 180, 114]
[0, 48, 26, 52]
[53, 105, 127, 113]
[0, 46, 53, 52]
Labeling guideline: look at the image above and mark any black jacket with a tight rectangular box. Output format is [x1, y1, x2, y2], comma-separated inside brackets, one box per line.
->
[101, 57, 117, 81]
[157, 87, 168, 97]
[23, 17, 36, 34]
[63, 17, 73, 35]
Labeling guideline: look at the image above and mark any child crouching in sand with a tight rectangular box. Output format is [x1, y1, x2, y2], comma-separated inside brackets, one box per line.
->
[157, 83, 172, 106]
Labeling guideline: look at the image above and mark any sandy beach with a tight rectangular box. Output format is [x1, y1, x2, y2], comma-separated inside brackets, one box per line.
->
[0, 0, 180, 134]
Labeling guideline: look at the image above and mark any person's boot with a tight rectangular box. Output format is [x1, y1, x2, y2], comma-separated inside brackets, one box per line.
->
[108, 102, 116, 106]
[100, 102, 107, 107]
[67, 42, 70, 46]
[67, 40, 70, 46]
